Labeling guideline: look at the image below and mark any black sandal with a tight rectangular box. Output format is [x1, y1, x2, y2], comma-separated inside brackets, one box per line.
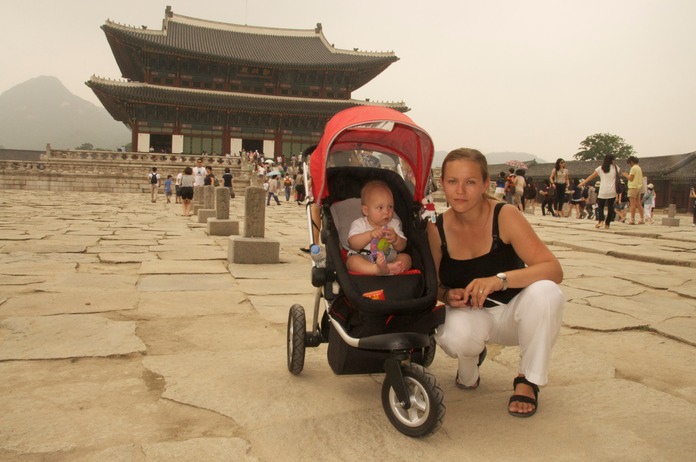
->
[508, 376, 539, 418]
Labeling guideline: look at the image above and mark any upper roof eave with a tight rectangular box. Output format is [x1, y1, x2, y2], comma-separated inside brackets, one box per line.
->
[101, 12, 398, 69]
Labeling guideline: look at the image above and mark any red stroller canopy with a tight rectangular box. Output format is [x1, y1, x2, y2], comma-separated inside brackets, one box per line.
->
[309, 106, 435, 204]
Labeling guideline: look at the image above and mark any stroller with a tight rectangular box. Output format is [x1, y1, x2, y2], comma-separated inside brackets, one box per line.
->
[286, 106, 446, 437]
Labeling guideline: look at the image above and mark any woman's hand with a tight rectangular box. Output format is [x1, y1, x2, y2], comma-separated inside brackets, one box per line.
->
[463, 276, 503, 308]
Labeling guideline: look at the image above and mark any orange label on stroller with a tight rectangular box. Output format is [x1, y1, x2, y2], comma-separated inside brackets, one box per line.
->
[362, 289, 385, 300]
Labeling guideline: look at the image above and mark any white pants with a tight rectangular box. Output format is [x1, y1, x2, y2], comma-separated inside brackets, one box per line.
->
[435, 280, 564, 387]
[644, 204, 653, 221]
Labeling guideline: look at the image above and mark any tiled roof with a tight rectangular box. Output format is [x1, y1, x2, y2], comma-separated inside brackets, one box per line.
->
[102, 12, 398, 70]
[488, 152, 696, 182]
[86, 77, 408, 122]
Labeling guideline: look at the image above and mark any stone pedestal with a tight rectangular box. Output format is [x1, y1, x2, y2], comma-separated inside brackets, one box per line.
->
[207, 187, 239, 236]
[662, 204, 680, 227]
[197, 209, 216, 224]
[228, 237, 279, 263]
[227, 186, 279, 263]
[208, 219, 240, 236]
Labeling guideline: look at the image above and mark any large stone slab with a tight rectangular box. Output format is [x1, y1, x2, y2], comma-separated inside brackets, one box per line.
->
[78, 438, 258, 462]
[0, 359, 239, 455]
[0, 259, 77, 276]
[139, 260, 228, 275]
[562, 276, 646, 296]
[585, 293, 696, 324]
[137, 274, 234, 292]
[36, 273, 137, 292]
[137, 312, 282, 355]
[136, 290, 250, 319]
[249, 293, 318, 325]
[143, 347, 377, 429]
[1, 291, 138, 316]
[156, 249, 227, 261]
[0, 315, 146, 360]
[562, 301, 647, 331]
[99, 253, 158, 263]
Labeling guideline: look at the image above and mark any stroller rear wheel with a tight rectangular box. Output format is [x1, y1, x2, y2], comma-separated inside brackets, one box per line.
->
[287, 304, 306, 375]
[381, 363, 445, 437]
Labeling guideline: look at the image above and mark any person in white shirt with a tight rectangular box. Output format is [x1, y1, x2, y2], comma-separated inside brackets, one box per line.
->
[175, 170, 183, 204]
[193, 158, 206, 187]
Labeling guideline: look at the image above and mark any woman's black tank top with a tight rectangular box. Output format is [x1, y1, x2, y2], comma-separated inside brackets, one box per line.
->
[436, 202, 525, 307]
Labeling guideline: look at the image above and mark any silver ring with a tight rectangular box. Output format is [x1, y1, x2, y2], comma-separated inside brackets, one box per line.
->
[478, 289, 483, 294]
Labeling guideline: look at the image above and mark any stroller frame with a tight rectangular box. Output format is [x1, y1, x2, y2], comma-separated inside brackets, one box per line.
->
[286, 107, 445, 437]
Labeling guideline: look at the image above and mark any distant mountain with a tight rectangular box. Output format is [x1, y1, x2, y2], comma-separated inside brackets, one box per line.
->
[0, 76, 130, 150]
[432, 150, 549, 168]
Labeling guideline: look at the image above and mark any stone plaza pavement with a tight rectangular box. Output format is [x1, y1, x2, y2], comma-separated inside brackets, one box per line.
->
[1, 190, 695, 461]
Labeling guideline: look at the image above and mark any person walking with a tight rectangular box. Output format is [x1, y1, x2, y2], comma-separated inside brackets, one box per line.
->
[642, 184, 656, 225]
[514, 169, 526, 212]
[266, 175, 281, 205]
[550, 159, 569, 217]
[222, 167, 234, 197]
[585, 182, 598, 219]
[283, 174, 293, 202]
[175, 169, 183, 204]
[621, 156, 644, 224]
[539, 179, 555, 217]
[524, 178, 537, 215]
[148, 167, 160, 203]
[179, 167, 195, 216]
[579, 154, 620, 229]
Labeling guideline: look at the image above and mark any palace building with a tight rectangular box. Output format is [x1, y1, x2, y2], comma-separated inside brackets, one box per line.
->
[87, 6, 407, 157]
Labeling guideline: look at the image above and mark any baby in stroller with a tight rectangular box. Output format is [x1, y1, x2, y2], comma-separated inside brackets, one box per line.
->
[346, 180, 412, 275]
[287, 106, 445, 437]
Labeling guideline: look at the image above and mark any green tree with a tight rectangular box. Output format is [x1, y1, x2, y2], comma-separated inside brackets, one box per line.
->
[76, 142, 94, 150]
[574, 133, 635, 161]
[573, 133, 636, 160]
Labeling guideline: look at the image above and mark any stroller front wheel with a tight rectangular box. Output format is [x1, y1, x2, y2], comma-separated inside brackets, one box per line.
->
[287, 304, 306, 375]
[381, 363, 445, 437]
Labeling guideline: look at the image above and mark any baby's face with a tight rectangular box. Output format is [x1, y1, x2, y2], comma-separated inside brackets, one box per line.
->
[362, 187, 394, 227]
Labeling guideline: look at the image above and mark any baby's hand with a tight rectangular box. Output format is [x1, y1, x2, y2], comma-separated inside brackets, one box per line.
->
[382, 227, 398, 243]
[370, 228, 385, 239]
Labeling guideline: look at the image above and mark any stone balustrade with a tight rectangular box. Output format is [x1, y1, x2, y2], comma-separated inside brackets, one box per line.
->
[0, 148, 253, 195]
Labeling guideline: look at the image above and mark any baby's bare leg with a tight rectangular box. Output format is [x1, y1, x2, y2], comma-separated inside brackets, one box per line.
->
[387, 253, 412, 275]
[346, 254, 389, 275]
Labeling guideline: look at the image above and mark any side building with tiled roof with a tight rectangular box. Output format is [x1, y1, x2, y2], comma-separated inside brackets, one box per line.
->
[487, 152, 696, 212]
[86, 6, 406, 157]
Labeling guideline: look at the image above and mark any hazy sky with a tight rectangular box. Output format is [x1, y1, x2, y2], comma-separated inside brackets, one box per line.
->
[2, 0, 694, 160]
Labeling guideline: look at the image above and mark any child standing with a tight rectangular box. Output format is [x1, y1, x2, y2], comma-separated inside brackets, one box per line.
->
[346, 180, 411, 275]
[164, 175, 173, 203]
[642, 184, 656, 224]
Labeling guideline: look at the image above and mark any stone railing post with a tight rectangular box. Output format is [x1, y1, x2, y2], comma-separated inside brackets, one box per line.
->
[228, 186, 279, 263]
[197, 185, 217, 223]
[207, 187, 239, 236]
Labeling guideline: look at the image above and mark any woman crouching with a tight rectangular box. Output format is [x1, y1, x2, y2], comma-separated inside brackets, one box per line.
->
[427, 148, 564, 418]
